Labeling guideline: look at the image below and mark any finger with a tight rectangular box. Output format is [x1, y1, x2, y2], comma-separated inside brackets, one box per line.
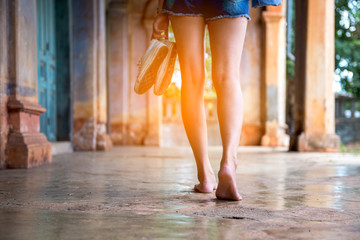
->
[151, 32, 163, 40]
[153, 27, 166, 36]
[154, 23, 168, 33]
[165, 28, 169, 40]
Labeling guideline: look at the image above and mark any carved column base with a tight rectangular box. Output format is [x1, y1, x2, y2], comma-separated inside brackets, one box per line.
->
[298, 132, 340, 152]
[73, 117, 96, 151]
[96, 123, 113, 151]
[73, 118, 113, 151]
[5, 99, 52, 168]
[261, 120, 289, 147]
[6, 132, 51, 168]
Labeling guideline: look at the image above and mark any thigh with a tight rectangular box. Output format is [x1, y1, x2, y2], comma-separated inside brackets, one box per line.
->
[169, 15, 206, 84]
[207, 17, 248, 81]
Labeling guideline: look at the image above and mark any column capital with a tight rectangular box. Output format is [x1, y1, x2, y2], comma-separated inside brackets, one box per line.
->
[266, 3, 286, 14]
[7, 98, 45, 115]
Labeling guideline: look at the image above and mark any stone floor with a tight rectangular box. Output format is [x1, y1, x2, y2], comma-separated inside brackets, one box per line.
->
[0, 146, 360, 240]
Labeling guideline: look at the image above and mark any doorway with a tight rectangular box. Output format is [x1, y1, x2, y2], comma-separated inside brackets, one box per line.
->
[36, 0, 70, 141]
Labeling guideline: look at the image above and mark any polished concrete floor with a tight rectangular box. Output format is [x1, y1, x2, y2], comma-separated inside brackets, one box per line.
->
[0, 146, 360, 240]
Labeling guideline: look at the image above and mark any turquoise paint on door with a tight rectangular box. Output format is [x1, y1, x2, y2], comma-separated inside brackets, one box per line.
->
[37, 0, 57, 141]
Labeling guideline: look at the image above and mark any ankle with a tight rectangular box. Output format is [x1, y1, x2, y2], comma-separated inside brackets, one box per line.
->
[197, 168, 215, 182]
[220, 156, 238, 170]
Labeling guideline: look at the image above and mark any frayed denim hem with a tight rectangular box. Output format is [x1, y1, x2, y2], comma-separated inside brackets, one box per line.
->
[162, 9, 204, 18]
[251, 3, 282, 8]
[206, 14, 251, 22]
[162, 9, 251, 22]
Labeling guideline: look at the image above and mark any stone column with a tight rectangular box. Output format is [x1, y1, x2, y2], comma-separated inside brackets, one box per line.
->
[3, 0, 51, 168]
[96, 0, 112, 150]
[107, 0, 130, 145]
[298, 0, 340, 152]
[71, 0, 112, 150]
[0, 0, 10, 168]
[261, 5, 289, 147]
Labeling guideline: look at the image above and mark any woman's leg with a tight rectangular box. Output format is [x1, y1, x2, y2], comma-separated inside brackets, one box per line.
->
[170, 15, 216, 193]
[208, 17, 248, 200]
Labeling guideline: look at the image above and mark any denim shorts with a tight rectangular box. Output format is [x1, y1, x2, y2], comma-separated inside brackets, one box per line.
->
[162, 0, 250, 21]
[162, 0, 282, 22]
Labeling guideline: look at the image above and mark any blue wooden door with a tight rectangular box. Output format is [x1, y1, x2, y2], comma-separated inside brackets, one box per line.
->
[37, 0, 57, 141]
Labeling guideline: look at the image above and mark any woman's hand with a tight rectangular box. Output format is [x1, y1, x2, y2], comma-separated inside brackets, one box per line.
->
[152, 13, 169, 40]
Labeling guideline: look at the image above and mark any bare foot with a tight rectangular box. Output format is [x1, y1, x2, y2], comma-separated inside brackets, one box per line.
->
[194, 172, 217, 193]
[215, 164, 242, 201]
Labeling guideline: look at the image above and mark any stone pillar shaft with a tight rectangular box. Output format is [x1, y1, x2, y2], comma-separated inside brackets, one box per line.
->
[71, 0, 97, 150]
[107, 1, 130, 145]
[261, 5, 289, 147]
[95, 0, 112, 150]
[0, 0, 12, 168]
[2, 0, 51, 168]
[97, 0, 107, 125]
[306, 0, 335, 136]
[263, 12, 286, 124]
[298, 0, 340, 151]
[71, 0, 112, 150]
